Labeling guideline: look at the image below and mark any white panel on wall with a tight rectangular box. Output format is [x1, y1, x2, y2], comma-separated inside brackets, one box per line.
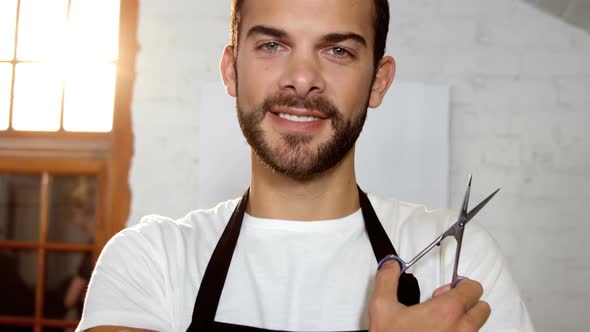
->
[197, 81, 450, 210]
[356, 82, 450, 209]
[197, 81, 251, 208]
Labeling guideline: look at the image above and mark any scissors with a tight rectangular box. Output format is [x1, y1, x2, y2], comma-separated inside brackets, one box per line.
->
[378, 175, 500, 288]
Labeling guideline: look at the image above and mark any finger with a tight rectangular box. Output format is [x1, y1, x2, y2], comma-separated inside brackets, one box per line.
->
[463, 300, 491, 329]
[373, 260, 401, 302]
[445, 279, 484, 312]
[452, 276, 466, 288]
[432, 284, 452, 297]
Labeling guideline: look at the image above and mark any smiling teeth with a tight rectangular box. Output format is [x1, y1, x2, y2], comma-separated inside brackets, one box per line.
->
[278, 113, 320, 122]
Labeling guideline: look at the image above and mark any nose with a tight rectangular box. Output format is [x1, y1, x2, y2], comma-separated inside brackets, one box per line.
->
[278, 51, 325, 98]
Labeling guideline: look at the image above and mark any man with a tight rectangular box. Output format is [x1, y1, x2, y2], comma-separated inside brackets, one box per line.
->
[77, 0, 534, 331]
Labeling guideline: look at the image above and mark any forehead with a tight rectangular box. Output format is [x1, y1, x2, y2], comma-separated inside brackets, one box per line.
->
[239, 0, 375, 44]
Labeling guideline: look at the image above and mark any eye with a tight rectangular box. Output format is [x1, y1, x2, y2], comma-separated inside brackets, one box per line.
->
[260, 41, 283, 53]
[327, 46, 353, 59]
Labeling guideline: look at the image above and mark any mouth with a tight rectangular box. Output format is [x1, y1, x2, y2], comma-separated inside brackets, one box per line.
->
[270, 107, 330, 123]
[267, 106, 330, 134]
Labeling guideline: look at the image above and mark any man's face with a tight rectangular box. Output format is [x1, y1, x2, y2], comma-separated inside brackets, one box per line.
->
[227, 0, 382, 179]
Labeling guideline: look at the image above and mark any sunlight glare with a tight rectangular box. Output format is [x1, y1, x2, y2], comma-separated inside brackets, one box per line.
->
[0, 0, 17, 60]
[17, 0, 68, 61]
[0, 64, 12, 130]
[63, 63, 116, 132]
[5, 0, 121, 132]
[12, 63, 62, 131]
[68, 0, 121, 61]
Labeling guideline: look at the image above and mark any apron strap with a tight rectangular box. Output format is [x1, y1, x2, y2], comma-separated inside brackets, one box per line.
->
[188, 187, 420, 330]
[357, 187, 420, 305]
[190, 189, 250, 324]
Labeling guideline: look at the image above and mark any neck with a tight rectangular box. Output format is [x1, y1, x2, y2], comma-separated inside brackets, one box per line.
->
[247, 148, 360, 221]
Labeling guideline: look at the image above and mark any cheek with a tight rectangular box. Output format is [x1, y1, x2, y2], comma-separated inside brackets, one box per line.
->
[237, 57, 279, 109]
[329, 68, 373, 112]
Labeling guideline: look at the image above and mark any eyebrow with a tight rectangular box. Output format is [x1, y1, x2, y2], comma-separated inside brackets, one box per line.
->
[321, 33, 367, 48]
[246, 25, 289, 40]
[245, 25, 367, 48]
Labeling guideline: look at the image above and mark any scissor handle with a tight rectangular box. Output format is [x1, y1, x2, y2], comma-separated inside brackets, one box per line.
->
[378, 254, 408, 273]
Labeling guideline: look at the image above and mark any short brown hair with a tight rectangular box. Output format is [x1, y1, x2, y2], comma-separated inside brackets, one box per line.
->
[230, 0, 390, 68]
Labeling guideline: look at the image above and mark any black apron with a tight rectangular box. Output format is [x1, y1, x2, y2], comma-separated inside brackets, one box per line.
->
[187, 187, 420, 332]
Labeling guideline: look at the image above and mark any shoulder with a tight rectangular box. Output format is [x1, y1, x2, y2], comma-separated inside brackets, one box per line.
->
[98, 198, 240, 267]
[367, 193, 457, 239]
[361, 193, 533, 330]
[120, 198, 239, 242]
[367, 192, 497, 253]
[79, 198, 242, 331]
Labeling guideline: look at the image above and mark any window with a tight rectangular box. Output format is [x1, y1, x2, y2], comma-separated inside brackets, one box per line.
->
[0, 172, 105, 331]
[0, 0, 120, 133]
[0, 0, 138, 330]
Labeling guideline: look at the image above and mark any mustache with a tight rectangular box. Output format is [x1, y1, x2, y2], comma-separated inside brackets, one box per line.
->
[262, 94, 339, 118]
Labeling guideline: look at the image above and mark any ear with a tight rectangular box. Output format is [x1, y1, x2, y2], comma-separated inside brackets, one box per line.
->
[368, 56, 396, 109]
[220, 45, 238, 97]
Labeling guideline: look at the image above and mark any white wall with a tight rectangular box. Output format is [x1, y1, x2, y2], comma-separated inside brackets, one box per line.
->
[128, 1, 590, 331]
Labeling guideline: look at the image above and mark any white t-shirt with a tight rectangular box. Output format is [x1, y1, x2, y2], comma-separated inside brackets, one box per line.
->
[77, 194, 534, 332]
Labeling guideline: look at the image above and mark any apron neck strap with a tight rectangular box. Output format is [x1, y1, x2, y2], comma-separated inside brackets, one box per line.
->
[190, 187, 420, 327]
[357, 186, 399, 261]
[191, 189, 250, 323]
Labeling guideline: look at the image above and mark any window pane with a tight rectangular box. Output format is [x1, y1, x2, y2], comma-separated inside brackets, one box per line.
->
[17, 0, 68, 61]
[48, 175, 97, 245]
[0, 174, 41, 242]
[68, 0, 121, 61]
[63, 64, 115, 132]
[0, 64, 12, 130]
[44, 251, 91, 321]
[0, 249, 37, 317]
[0, 0, 17, 60]
[12, 63, 62, 131]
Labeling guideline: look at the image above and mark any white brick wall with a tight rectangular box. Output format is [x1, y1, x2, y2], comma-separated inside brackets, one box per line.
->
[128, 1, 590, 331]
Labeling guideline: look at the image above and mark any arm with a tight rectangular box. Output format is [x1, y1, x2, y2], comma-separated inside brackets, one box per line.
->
[64, 276, 88, 308]
[76, 225, 172, 332]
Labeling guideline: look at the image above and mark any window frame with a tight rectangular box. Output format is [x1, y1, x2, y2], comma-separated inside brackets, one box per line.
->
[0, 0, 137, 236]
[0, 0, 138, 330]
[0, 163, 107, 330]
[0, 0, 121, 135]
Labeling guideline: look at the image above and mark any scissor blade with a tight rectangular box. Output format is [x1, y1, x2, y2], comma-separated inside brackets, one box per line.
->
[464, 188, 500, 223]
[461, 174, 473, 214]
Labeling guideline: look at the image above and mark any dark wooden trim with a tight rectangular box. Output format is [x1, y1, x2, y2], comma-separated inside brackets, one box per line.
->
[41, 318, 79, 328]
[0, 132, 112, 159]
[95, 162, 110, 260]
[106, 0, 139, 244]
[0, 316, 78, 328]
[0, 157, 107, 174]
[0, 241, 93, 251]
[0, 130, 112, 140]
[0, 316, 31, 327]
[33, 173, 50, 331]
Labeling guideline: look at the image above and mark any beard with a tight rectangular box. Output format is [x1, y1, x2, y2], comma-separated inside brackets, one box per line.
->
[236, 93, 369, 180]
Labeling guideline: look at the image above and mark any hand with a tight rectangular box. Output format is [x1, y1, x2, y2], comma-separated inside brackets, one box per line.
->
[369, 261, 491, 332]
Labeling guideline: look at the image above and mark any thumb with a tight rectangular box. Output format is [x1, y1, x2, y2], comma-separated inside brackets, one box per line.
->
[373, 258, 402, 303]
